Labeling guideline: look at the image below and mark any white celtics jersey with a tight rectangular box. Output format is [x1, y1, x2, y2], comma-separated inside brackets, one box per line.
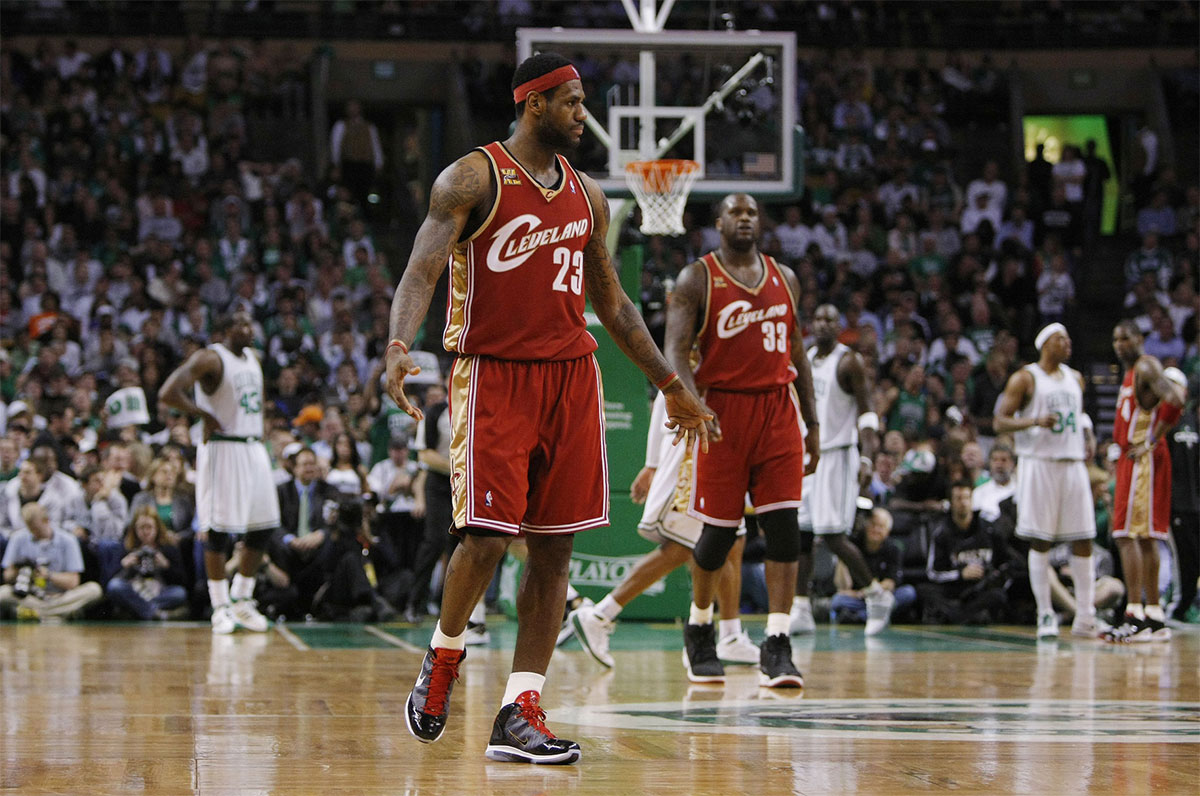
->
[195, 343, 265, 439]
[1014, 362, 1085, 461]
[809, 343, 858, 451]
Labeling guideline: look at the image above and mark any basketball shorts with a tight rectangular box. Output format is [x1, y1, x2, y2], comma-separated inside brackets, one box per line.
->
[1112, 443, 1171, 541]
[797, 445, 859, 535]
[638, 439, 745, 547]
[449, 354, 608, 535]
[196, 439, 282, 534]
[1015, 458, 1095, 543]
[689, 385, 805, 528]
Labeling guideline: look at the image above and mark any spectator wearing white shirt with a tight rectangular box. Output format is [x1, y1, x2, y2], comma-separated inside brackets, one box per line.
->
[996, 204, 1035, 253]
[965, 160, 1007, 224]
[928, 313, 981, 371]
[972, 444, 1017, 522]
[811, 205, 849, 261]
[56, 39, 90, 81]
[772, 205, 811, 263]
[877, 169, 921, 224]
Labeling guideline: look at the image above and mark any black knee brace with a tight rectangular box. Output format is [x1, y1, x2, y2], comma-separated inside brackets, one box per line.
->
[758, 509, 802, 562]
[693, 524, 738, 571]
[243, 528, 272, 551]
[204, 530, 233, 555]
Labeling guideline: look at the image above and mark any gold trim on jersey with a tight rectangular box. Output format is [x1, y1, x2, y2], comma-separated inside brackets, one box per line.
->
[695, 257, 714, 341]
[1128, 411, 1153, 537]
[449, 356, 474, 532]
[497, 142, 568, 201]
[708, 251, 769, 294]
[443, 245, 469, 353]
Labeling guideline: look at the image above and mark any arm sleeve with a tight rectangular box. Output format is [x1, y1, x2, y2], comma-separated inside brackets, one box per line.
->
[926, 524, 962, 583]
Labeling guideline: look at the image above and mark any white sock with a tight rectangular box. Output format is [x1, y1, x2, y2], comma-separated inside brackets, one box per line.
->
[792, 595, 810, 609]
[865, 579, 885, 597]
[430, 621, 467, 651]
[502, 672, 546, 705]
[1145, 604, 1165, 622]
[1069, 555, 1095, 621]
[208, 579, 231, 609]
[688, 602, 714, 626]
[1028, 550, 1052, 616]
[231, 573, 256, 601]
[718, 618, 742, 640]
[596, 593, 622, 621]
[469, 598, 486, 625]
[1127, 602, 1145, 620]
[766, 612, 790, 637]
[565, 584, 580, 602]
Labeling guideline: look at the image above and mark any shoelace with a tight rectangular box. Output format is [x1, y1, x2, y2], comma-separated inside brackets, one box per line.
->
[515, 691, 555, 738]
[424, 651, 462, 715]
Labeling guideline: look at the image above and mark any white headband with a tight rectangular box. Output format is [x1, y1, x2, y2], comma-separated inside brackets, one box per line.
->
[1035, 322, 1068, 351]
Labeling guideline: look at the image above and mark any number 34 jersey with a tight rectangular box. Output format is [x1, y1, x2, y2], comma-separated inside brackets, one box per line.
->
[1014, 362, 1085, 461]
[444, 141, 597, 362]
[692, 251, 798, 392]
[194, 343, 265, 439]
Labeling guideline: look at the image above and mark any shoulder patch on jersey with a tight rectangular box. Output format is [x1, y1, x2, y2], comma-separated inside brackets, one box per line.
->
[501, 168, 521, 186]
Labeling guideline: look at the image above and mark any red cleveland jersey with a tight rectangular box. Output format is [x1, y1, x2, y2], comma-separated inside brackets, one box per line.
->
[1113, 368, 1173, 537]
[444, 142, 597, 361]
[692, 252, 798, 392]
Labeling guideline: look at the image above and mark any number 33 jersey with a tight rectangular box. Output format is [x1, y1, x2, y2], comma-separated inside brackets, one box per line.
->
[444, 141, 598, 362]
[692, 251, 799, 392]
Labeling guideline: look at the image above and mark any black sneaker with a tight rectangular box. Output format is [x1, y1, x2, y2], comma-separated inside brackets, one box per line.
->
[405, 647, 465, 743]
[683, 622, 725, 683]
[484, 690, 581, 764]
[759, 634, 804, 688]
[1102, 616, 1152, 644]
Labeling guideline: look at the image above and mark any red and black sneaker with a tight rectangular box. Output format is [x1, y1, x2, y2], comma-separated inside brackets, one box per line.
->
[405, 647, 465, 743]
[485, 690, 581, 764]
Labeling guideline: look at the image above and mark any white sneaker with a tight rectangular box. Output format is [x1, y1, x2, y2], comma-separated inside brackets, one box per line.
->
[231, 599, 270, 632]
[557, 597, 593, 646]
[569, 606, 615, 668]
[865, 589, 895, 636]
[716, 630, 759, 665]
[788, 600, 815, 635]
[1070, 615, 1110, 638]
[1036, 612, 1060, 640]
[211, 604, 237, 635]
[464, 621, 491, 646]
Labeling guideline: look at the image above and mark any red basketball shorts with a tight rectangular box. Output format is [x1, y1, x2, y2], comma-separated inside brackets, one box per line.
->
[688, 384, 806, 527]
[449, 354, 609, 535]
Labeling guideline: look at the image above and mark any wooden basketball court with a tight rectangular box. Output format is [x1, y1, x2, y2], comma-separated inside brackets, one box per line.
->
[2, 619, 1196, 794]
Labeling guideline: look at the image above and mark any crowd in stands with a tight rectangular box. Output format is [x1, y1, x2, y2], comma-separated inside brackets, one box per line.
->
[1, 34, 1197, 627]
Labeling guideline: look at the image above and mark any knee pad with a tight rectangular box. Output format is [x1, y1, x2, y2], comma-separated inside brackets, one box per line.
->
[758, 509, 802, 562]
[204, 530, 233, 555]
[693, 524, 738, 571]
[243, 528, 272, 551]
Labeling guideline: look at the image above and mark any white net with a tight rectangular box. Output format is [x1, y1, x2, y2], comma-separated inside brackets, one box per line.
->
[624, 160, 701, 236]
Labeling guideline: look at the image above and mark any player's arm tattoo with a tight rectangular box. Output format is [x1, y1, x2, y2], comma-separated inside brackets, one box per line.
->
[388, 155, 488, 346]
[580, 175, 675, 385]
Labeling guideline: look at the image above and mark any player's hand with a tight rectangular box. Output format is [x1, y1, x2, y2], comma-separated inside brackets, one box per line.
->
[962, 563, 984, 580]
[804, 427, 821, 476]
[1126, 440, 1152, 460]
[1035, 414, 1057, 429]
[385, 346, 425, 421]
[199, 411, 222, 442]
[662, 384, 714, 453]
[630, 466, 656, 504]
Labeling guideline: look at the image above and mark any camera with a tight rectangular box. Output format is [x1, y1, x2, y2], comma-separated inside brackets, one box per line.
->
[136, 546, 158, 576]
[12, 563, 35, 599]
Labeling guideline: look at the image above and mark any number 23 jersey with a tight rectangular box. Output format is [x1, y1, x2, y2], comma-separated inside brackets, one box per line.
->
[444, 141, 597, 362]
[692, 251, 798, 392]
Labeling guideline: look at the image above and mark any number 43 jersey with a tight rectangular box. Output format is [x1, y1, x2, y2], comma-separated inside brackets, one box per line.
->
[692, 251, 799, 392]
[1014, 362, 1085, 461]
[195, 343, 265, 439]
[444, 141, 598, 362]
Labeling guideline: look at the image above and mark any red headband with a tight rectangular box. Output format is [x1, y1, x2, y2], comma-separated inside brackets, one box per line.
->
[513, 64, 581, 103]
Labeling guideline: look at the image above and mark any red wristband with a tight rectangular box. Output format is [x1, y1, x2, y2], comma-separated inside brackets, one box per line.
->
[386, 339, 409, 355]
[656, 372, 680, 391]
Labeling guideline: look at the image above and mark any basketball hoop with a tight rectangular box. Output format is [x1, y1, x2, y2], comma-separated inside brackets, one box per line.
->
[624, 159, 700, 236]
